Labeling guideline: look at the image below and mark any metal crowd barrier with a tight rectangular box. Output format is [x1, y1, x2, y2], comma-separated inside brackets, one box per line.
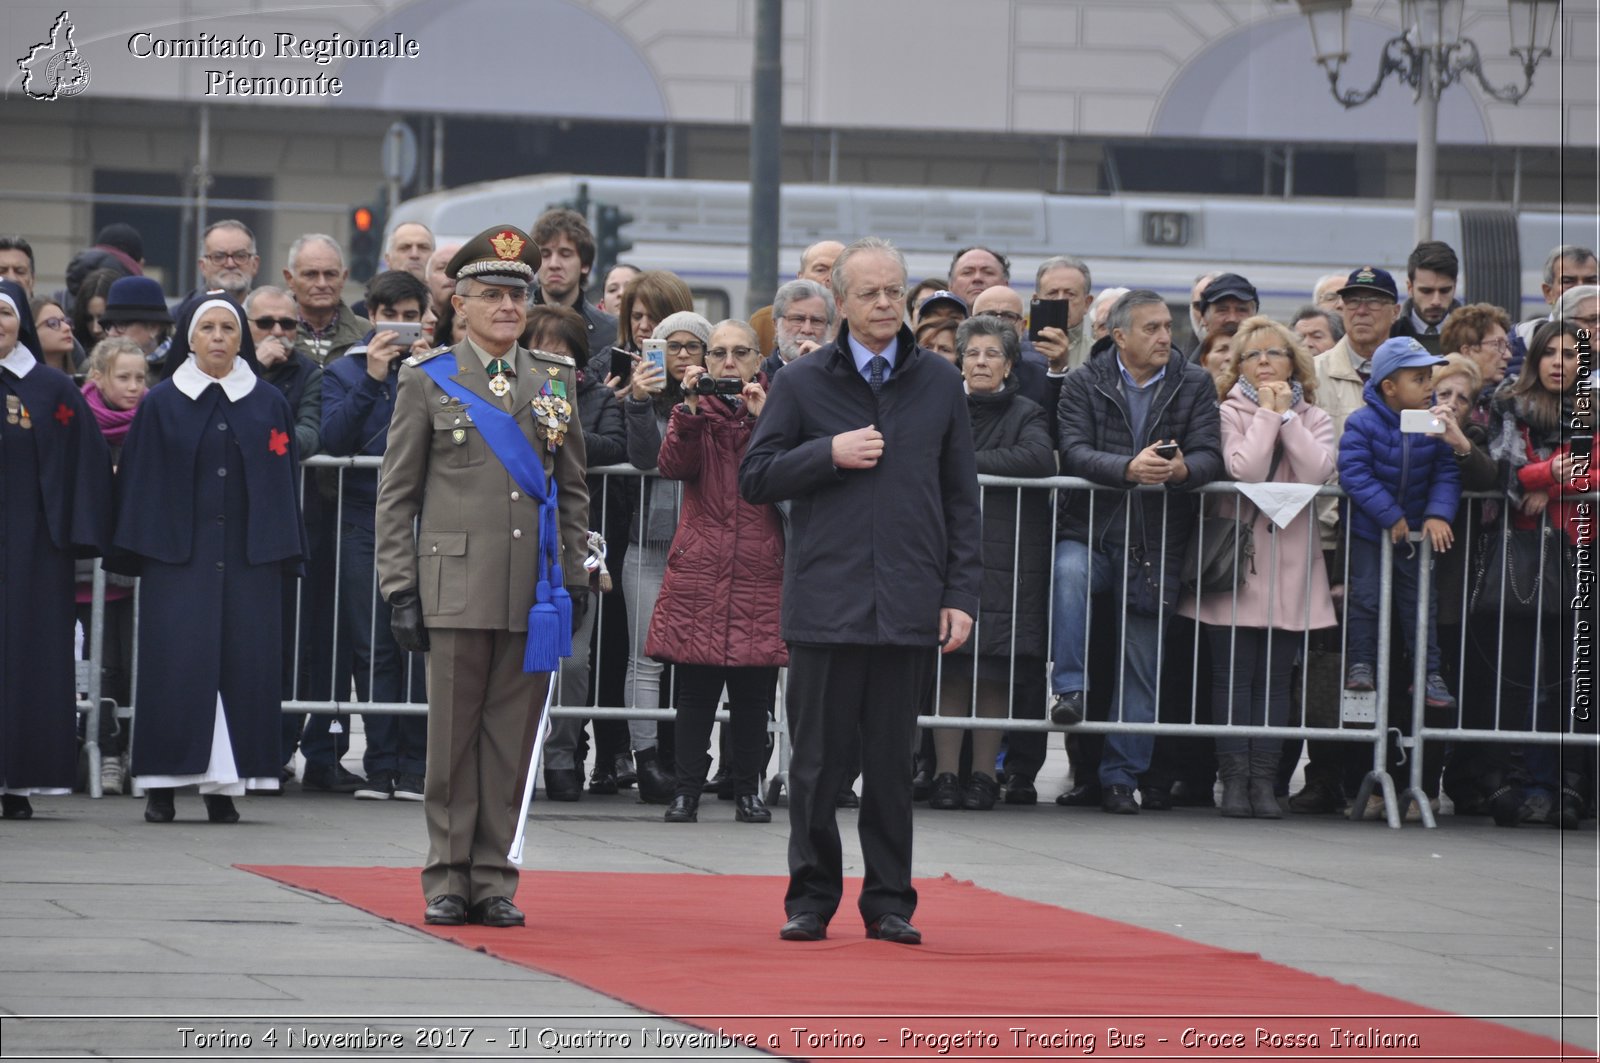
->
[76, 459, 1595, 828]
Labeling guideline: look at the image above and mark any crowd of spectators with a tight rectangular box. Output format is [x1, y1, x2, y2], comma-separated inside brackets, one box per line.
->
[0, 213, 1594, 834]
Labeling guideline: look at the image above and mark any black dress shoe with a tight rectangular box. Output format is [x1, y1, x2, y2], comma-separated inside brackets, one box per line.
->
[779, 911, 827, 941]
[866, 913, 922, 945]
[143, 787, 176, 823]
[587, 767, 618, 795]
[1138, 785, 1172, 811]
[1100, 784, 1139, 815]
[543, 767, 582, 802]
[1, 794, 34, 820]
[912, 763, 933, 802]
[203, 794, 240, 823]
[664, 794, 699, 823]
[835, 787, 859, 809]
[735, 793, 771, 823]
[1049, 690, 1085, 726]
[1169, 778, 1216, 808]
[963, 771, 1000, 811]
[1002, 774, 1037, 805]
[1055, 781, 1101, 807]
[424, 894, 467, 925]
[928, 772, 962, 810]
[467, 896, 525, 927]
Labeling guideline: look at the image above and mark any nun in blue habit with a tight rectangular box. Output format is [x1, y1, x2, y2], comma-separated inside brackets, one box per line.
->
[110, 294, 307, 824]
[0, 279, 113, 819]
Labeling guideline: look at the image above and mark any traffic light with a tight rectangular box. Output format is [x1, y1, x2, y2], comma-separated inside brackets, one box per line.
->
[593, 202, 635, 285]
[349, 200, 383, 281]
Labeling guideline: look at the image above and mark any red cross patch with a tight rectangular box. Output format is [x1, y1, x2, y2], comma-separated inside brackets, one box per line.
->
[268, 428, 289, 456]
[54, 403, 74, 426]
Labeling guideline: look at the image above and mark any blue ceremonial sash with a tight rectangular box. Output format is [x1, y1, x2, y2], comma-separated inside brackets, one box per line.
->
[418, 351, 571, 671]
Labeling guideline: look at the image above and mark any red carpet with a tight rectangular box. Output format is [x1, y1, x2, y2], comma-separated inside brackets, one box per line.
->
[241, 866, 1584, 1061]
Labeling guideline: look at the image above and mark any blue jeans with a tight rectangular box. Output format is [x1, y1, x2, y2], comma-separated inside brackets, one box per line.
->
[1050, 539, 1167, 790]
[1346, 536, 1441, 674]
[340, 521, 427, 776]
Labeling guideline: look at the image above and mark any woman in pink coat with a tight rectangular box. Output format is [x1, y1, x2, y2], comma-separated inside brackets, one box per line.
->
[1180, 316, 1336, 819]
[645, 319, 787, 826]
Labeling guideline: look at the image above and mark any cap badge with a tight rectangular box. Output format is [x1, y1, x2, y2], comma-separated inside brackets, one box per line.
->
[491, 230, 526, 260]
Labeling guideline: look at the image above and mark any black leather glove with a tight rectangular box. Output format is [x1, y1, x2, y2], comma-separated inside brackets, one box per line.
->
[389, 589, 430, 654]
[569, 588, 590, 636]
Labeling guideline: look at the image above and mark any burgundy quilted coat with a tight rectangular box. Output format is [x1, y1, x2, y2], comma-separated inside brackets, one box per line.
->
[645, 392, 788, 668]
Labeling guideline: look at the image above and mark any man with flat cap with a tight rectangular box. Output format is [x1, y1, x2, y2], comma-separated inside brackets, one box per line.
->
[375, 225, 590, 928]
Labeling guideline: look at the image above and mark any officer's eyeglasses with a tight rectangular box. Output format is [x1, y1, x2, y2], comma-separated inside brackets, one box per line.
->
[460, 289, 525, 306]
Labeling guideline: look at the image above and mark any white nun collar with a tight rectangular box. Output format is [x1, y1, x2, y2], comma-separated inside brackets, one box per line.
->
[173, 353, 257, 401]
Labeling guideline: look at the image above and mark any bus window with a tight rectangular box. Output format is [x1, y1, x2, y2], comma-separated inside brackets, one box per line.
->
[692, 288, 731, 322]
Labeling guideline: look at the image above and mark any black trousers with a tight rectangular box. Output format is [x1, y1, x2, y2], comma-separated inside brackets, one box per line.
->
[672, 663, 777, 798]
[784, 642, 935, 925]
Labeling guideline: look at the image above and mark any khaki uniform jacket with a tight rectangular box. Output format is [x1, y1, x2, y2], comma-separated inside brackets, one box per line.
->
[374, 340, 590, 629]
[1313, 336, 1372, 549]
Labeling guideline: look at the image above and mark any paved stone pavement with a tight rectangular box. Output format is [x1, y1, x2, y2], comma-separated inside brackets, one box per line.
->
[1, 745, 1595, 1060]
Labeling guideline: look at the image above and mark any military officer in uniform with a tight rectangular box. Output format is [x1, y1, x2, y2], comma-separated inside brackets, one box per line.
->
[375, 225, 589, 928]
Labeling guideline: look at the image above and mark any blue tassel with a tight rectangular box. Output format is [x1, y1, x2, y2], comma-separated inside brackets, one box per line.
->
[524, 601, 562, 673]
[551, 585, 573, 657]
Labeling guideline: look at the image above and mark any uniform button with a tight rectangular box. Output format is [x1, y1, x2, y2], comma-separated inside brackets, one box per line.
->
[510, 491, 520, 501]
[512, 529, 523, 539]
[431, 544, 438, 553]
[217, 467, 227, 477]
[217, 422, 228, 431]
[217, 515, 225, 524]
[215, 561, 224, 571]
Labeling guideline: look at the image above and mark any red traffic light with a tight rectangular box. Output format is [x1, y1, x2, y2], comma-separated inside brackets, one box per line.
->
[352, 206, 375, 232]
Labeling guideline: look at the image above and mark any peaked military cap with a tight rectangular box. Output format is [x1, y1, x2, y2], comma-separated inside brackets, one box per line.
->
[446, 225, 539, 288]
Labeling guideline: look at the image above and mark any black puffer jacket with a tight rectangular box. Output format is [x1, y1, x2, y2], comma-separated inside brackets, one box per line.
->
[1055, 346, 1223, 614]
[957, 382, 1055, 660]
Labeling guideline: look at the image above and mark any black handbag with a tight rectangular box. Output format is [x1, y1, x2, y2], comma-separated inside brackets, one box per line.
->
[1469, 522, 1568, 617]
[1182, 443, 1281, 594]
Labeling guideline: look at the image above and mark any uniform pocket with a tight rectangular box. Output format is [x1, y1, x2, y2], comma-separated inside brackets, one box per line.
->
[417, 530, 468, 615]
[432, 407, 486, 468]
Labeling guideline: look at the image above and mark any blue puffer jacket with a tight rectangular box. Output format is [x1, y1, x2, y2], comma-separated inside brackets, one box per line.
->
[1336, 377, 1461, 544]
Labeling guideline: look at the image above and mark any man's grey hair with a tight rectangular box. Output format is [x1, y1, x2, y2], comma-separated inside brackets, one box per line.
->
[243, 285, 293, 314]
[1106, 289, 1167, 338]
[711, 318, 760, 348]
[772, 278, 837, 324]
[386, 220, 435, 254]
[203, 219, 256, 253]
[286, 233, 344, 271]
[1553, 284, 1600, 321]
[830, 237, 907, 301]
[1544, 244, 1598, 285]
[1035, 255, 1092, 294]
[954, 315, 1020, 366]
[1291, 304, 1345, 343]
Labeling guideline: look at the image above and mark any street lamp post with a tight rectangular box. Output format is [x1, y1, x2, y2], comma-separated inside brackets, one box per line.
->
[1295, 0, 1561, 243]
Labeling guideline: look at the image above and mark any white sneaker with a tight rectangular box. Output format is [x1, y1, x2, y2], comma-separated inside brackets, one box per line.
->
[99, 754, 126, 796]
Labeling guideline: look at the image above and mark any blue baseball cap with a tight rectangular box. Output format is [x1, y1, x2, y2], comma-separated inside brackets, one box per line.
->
[917, 289, 968, 318]
[1370, 336, 1446, 384]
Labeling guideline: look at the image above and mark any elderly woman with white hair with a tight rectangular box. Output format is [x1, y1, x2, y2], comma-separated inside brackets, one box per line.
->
[110, 293, 307, 824]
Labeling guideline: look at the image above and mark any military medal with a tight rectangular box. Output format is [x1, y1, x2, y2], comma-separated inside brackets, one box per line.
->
[530, 388, 572, 453]
[487, 357, 513, 398]
[452, 428, 467, 445]
[4, 395, 17, 425]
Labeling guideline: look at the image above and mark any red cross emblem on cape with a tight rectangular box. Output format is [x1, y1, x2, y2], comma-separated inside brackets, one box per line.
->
[268, 428, 289, 456]
[54, 403, 74, 426]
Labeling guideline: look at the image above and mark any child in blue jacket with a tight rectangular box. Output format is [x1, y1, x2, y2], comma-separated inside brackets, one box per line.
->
[1337, 336, 1461, 709]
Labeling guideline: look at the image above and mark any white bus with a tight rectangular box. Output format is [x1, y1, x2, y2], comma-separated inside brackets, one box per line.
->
[391, 173, 1594, 326]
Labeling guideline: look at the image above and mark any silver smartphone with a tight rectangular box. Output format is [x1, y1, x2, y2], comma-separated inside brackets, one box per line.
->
[375, 320, 424, 347]
[1399, 409, 1444, 434]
